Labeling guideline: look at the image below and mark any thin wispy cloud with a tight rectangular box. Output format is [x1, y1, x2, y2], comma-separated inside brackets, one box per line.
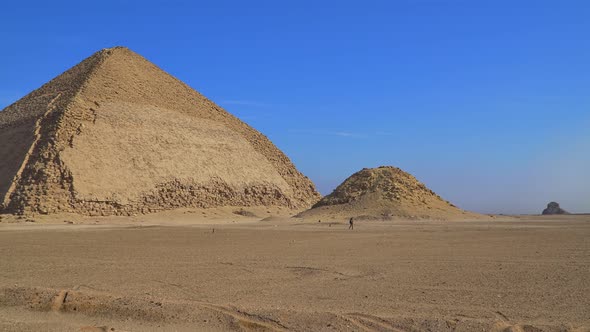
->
[288, 129, 365, 138]
[220, 100, 271, 107]
[375, 131, 395, 136]
[288, 129, 400, 138]
[333, 131, 358, 137]
[219, 99, 275, 121]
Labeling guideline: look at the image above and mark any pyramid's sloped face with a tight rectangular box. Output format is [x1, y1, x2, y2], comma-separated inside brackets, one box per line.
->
[0, 52, 104, 210]
[0, 47, 319, 215]
[0, 125, 35, 203]
[61, 101, 291, 204]
[0, 50, 102, 129]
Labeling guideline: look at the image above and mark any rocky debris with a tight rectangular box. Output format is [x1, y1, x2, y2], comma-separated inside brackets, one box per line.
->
[312, 166, 444, 208]
[299, 166, 484, 221]
[0, 46, 320, 216]
[542, 202, 569, 215]
[233, 209, 257, 217]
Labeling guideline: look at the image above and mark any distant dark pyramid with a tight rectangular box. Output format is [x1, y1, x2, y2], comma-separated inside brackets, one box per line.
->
[542, 202, 569, 215]
[299, 166, 484, 220]
[0, 47, 320, 216]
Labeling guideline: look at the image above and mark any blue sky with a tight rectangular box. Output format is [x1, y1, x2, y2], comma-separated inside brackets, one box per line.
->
[1, 1, 589, 214]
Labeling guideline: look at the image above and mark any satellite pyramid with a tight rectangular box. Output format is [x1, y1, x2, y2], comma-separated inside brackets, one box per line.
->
[299, 166, 483, 220]
[0, 47, 320, 216]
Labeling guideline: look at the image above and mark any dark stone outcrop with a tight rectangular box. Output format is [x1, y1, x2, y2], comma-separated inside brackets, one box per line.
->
[542, 202, 569, 215]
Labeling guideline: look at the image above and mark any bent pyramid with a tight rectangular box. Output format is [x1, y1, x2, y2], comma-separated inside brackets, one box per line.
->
[0, 47, 320, 216]
[298, 166, 483, 220]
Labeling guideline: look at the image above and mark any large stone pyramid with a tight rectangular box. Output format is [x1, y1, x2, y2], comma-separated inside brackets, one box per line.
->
[299, 166, 483, 220]
[0, 47, 320, 216]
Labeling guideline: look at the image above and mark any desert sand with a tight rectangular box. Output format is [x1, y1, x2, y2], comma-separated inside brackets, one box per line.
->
[1, 213, 588, 332]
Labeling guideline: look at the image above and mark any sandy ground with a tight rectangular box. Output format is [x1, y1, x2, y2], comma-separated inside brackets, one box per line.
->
[0, 213, 588, 331]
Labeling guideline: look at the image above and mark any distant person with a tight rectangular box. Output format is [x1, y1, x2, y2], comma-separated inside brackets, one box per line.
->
[349, 217, 354, 230]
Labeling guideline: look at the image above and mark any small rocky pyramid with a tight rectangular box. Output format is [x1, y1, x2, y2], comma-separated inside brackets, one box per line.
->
[0, 47, 320, 216]
[298, 166, 483, 220]
[542, 202, 569, 215]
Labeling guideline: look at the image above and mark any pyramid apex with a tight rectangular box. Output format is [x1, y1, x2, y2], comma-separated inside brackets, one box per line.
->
[98, 46, 135, 55]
